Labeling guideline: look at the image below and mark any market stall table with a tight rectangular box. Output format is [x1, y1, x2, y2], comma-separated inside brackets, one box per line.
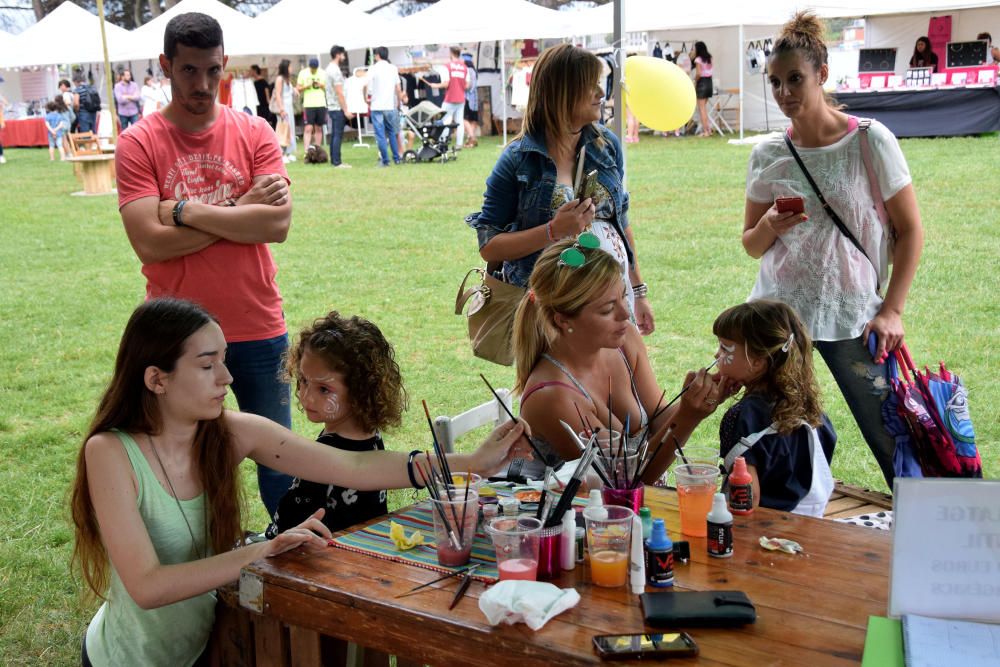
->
[0, 117, 48, 147]
[833, 85, 1000, 137]
[209, 486, 891, 666]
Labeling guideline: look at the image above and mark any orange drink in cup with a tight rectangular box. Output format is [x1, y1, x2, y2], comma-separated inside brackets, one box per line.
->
[590, 549, 629, 587]
[674, 463, 719, 537]
[583, 505, 634, 588]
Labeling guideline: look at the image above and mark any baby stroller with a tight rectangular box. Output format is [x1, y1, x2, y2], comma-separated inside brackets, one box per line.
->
[400, 100, 459, 164]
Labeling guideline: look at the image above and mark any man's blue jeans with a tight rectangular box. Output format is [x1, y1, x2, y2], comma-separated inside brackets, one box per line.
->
[814, 336, 895, 487]
[226, 333, 293, 517]
[119, 113, 139, 130]
[328, 109, 346, 166]
[370, 109, 400, 165]
[77, 110, 95, 132]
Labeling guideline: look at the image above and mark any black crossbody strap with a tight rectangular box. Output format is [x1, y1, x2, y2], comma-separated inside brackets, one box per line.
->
[783, 132, 881, 292]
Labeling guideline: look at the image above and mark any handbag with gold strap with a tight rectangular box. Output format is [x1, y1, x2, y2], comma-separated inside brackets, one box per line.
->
[455, 264, 525, 366]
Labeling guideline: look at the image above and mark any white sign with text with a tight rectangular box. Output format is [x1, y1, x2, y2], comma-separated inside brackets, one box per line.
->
[890, 479, 1000, 622]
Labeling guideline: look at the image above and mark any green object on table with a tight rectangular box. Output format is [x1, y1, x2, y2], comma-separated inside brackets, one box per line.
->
[862, 616, 903, 667]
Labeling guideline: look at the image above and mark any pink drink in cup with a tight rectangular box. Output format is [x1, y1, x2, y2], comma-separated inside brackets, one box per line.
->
[486, 516, 542, 582]
[431, 486, 479, 567]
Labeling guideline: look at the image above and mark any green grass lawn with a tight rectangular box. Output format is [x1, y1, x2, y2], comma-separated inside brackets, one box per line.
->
[0, 131, 996, 664]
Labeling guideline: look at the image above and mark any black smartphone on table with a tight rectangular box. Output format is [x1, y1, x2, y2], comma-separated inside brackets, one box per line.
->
[593, 632, 698, 660]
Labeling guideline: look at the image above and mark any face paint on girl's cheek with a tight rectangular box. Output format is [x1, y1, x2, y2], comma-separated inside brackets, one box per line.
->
[322, 393, 341, 419]
[719, 342, 736, 366]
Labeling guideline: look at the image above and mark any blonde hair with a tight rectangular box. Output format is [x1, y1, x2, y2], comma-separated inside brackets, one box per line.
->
[770, 11, 843, 110]
[712, 300, 823, 433]
[516, 43, 605, 147]
[513, 239, 623, 393]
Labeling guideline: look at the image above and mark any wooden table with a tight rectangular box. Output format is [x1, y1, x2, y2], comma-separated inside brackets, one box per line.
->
[210, 487, 891, 666]
[66, 153, 116, 195]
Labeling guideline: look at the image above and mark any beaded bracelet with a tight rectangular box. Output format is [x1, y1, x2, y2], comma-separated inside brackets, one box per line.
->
[406, 449, 425, 489]
[546, 220, 556, 243]
[632, 282, 649, 299]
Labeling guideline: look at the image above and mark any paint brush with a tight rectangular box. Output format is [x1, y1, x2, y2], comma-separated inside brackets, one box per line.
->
[422, 400, 453, 485]
[573, 403, 592, 438]
[395, 564, 480, 599]
[449, 571, 474, 610]
[415, 460, 462, 551]
[458, 467, 472, 543]
[545, 443, 599, 527]
[479, 373, 550, 465]
[648, 358, 720, 425]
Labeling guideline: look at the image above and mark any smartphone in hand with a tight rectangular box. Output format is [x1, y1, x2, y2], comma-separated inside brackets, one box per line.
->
[775, 196, 805, 214]
[577, 169, 599, 202]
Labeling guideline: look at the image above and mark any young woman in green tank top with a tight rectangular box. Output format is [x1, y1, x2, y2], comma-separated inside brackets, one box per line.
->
[70, 298, 531, 667]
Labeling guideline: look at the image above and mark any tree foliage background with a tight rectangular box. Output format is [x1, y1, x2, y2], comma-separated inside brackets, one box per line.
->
[0, 0, 606, 32]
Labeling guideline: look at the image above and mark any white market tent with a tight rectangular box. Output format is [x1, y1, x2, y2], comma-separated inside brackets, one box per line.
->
[379, 0, 576, 46]
[1, 2, 131, 68]
[227, 0, 390, 55]
[111, 0, 254, 61]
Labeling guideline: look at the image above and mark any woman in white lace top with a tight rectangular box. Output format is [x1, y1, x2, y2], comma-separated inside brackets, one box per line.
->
[741, 12, 924, 487]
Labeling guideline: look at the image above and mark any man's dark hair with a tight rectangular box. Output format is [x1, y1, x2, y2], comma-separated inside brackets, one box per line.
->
[330, 45, 346, 59]
[59, 79, 71, 88]
[374, 46, 389, 61]
[164, 12, 224, 60]
[250, 64, 261, 75]
[977, 32, 992, 42]
[450, 46, 461, 57]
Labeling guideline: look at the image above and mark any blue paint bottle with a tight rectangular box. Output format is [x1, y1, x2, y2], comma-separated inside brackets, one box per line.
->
[645, 518, 674, 587]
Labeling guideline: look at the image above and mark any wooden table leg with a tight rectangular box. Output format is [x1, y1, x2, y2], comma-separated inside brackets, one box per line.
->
[254, 616, 289, 667]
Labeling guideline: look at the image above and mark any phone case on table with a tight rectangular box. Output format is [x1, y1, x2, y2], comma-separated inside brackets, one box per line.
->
[640, 591, 756, 627]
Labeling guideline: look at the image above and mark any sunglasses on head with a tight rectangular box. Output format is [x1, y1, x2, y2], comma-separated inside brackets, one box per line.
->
[558, 232, 600, 268]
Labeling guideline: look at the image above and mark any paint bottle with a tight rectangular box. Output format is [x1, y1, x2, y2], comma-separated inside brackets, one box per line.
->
[586, 489, 607, 520]
[639, 506, 653, 540]
[561, 510, 577, 571]
[727, 456, 754, 516]
[706, 493, 734, 558]
[645, 518, 674, 587]
[575, 527, 585, 563]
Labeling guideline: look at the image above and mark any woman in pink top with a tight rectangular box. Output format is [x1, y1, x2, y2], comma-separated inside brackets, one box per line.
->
[692, 42, 714, 137]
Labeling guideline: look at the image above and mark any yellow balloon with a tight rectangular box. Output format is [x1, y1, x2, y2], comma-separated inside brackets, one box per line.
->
[624, 56, 697, 132]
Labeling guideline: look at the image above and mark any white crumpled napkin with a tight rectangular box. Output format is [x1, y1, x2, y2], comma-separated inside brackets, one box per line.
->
[478, 580, 581, 631]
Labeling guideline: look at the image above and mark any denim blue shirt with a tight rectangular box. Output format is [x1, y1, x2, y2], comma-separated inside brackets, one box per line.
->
[466, 124, 632, 288]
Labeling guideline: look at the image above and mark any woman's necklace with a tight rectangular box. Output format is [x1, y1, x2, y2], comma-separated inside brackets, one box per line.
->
[147, 433, 205, 560]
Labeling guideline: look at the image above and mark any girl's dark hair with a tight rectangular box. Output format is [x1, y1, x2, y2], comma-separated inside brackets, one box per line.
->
[694, 41, 712, 65]
[164, 12, 223, 60]
[53, 96, 68, 113]
[909, 36, 936, 67]
[286, 312, 407, 434]
[713, 300, 823, 433]
[71, 299, 243, 601]
[278, 59, 291, 80]
[770, 11, 839, 109]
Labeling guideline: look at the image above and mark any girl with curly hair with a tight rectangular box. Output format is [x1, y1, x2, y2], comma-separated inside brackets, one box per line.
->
[266, 311, 410, 537]
[713, 300, 837, 517]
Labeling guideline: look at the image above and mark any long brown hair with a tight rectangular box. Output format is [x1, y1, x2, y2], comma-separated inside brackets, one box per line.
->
[70, 299, 244, 600]
[770, 11, 842, 110]
[285, 311, 407, 434]
[512, 239, 623, 393]
[713, 300, 823, 433]
[516, 43, 605, 148]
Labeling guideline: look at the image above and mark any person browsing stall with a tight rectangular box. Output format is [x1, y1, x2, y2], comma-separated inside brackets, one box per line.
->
[297, 57, 328, 154]
[71, 298, 531, 667]
[325, 45, 355, 169]
[422, 46, 470, 148]
[741, 12, 924, 487]
[115, 12, 298, 516]
[692, 41, 714, 137]
[512, 240, 727, 481]
[467, 43, 655, 335]
[908, 36, 939, 73]
[714, 300, 837, 517]
[266, 311, 406, 537]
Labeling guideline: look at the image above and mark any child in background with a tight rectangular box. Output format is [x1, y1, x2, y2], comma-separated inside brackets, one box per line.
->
[266, 311, 406, 537]
[713, 300, 837, 517]
[44, 101, 66, 161]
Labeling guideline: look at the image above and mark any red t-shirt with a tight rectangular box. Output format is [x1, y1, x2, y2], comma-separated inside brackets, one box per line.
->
[218, 73, 234, 107]
[116, 106, 288, 343]
[445, 60, 468, 104]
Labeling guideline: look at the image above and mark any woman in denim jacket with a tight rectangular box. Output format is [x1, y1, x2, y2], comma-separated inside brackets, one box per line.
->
[466, 43, 655, 335]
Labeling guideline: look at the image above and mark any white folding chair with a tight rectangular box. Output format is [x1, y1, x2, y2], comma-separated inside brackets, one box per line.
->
[707, 87, 735, 135]
[433, 389, 513, 453]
